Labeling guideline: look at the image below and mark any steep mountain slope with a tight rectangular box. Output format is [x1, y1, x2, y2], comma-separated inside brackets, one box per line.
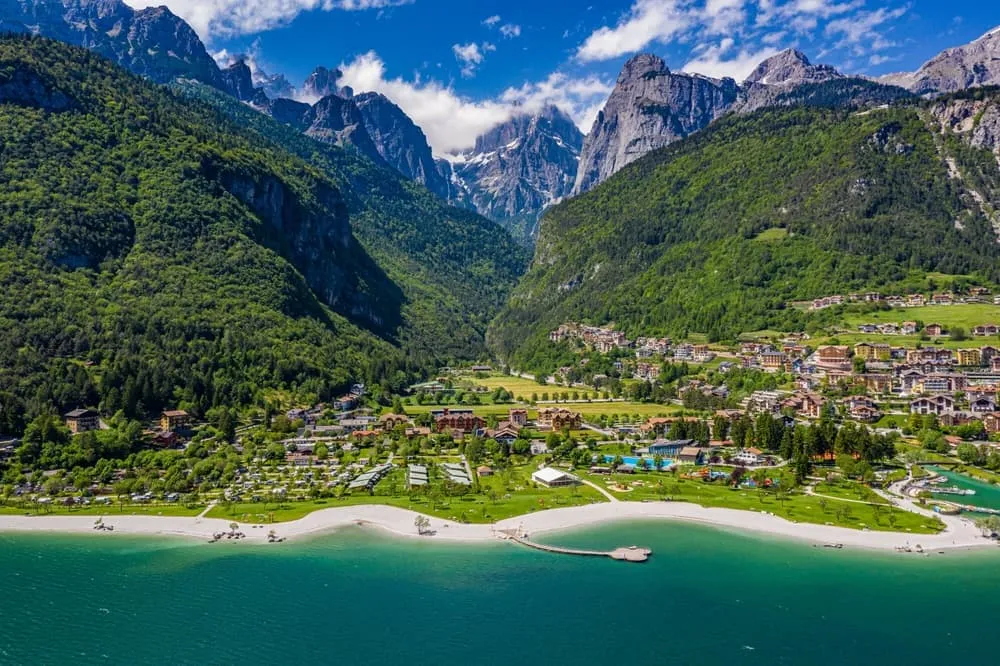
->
[353, 92, 452, 199]
[451, 105, 583, 244]
[489, 103, 1000, 371]
[574, 49, 907, 193]
[176, 80, 531, 366]
[574, 54, 739, 194]
[0, 35, 415, 418]
[0, 0, 234, 94]
[882, 28, 1000, 95]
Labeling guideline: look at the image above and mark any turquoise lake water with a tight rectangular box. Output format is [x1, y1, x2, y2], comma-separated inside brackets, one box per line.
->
[929, 466, 1000, 511]
[1, 521, 998, 665]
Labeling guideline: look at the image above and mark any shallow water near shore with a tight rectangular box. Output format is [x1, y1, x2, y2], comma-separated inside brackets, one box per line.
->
[1, 521, 997, 665]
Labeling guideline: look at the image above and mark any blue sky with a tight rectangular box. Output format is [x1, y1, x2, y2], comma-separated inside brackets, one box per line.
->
[125, 1, 999, 153]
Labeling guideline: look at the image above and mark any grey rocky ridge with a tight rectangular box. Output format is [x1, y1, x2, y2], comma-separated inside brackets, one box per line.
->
[0, 0, 235, 95]
[574, 49, 852, 194]
[449, 104, 584, 242]
[573, 53, 740, 195]
[881, 28, 1000, 95]
[353, 92, 453, 200]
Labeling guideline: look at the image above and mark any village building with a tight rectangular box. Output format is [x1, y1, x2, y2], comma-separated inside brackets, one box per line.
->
[508, 409, 528, 428]
[333, 395, 358, 411]
[537, 407, 582, 431]
[531, 467, 578, 488]
[957, 348, 982, 367]
[760, 351, 786, 370]
[859, 374, 892, 394]
[971, 397, 998, 414]
[160, 409, 190, 432]
[985, 413, 1000, 435]
[64, 408, 100, 434]
[910, 395, 955, 415]
[677, 446, 704, 465]
[648, 439, 696, 458]
[924, 323, 945, 337]
[732, 448, 763, 466]
[378, 413, 410, 430]
[816, 346, 851, 368]
[433, 409, 485, 434]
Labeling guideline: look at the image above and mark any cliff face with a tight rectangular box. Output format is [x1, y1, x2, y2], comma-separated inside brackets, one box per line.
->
[882, 29, 1000, 95]
[573, 54, 739, 194]
[1, 0, 236, 95]
[452, 105, 584, 242]
[300, 95, 386, 165]
[353, 92, 452, 199]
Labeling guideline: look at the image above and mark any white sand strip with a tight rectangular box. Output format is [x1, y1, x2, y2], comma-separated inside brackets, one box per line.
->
[0, 501, 994, 552]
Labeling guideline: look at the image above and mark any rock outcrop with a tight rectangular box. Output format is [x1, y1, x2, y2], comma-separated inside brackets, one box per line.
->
[221, 60, 255, 102]
[353, 92, 452, 198]
[573, 54, 739, 194]
[452, 105, 584, 241]
[1, 0, 241, 97]
[744, 49, 843, 87]
[882, 28, 1000, 95]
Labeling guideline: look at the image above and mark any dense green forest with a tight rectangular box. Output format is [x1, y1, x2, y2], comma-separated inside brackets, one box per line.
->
[173, 81, 530, 363]
[0, 37, 525, 433]
[489, 103, 1000, 371]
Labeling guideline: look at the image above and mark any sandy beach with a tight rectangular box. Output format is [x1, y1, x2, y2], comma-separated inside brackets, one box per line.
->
[0, 500, 993, 552]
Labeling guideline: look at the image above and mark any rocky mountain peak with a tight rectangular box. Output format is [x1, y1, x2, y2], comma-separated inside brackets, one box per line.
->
[221, 59, 255, 102]
[618, 53, 670, 82]
[744, 49, 842, 86]
[303, 66, 343, 100]
[453, 104, 585, 243]
[573, 52, 739, 194]
[881, 27, 1000, 95]
[352, 91, 451, 199]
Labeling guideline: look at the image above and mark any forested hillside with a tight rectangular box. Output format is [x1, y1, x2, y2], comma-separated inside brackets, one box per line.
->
[489, 103, 1000, 371]
[0, 37, 524, 430]
[174, 81, 530, 364]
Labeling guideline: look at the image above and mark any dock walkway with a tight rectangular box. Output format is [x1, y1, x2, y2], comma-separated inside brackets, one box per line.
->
[499, 529, 651, 562]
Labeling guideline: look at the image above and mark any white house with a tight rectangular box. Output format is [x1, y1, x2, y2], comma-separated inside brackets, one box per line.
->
[532, 467, 578, 488]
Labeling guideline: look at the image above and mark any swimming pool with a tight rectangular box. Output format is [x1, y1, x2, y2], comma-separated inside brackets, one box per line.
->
[599, 455, 673, 470]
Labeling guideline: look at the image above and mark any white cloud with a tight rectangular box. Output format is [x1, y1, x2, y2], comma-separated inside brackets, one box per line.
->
[482, 15, 502, 27]
[500, 72, 615, 132]
[338, 51, 612, 153]
[825, 5, 907, 49]
[500, 23, 522, 39]
[576, 0, 693, 62]
[682, 38, 779, 80]
[124, 0, 413, 40]
[452, 42, 496, 78]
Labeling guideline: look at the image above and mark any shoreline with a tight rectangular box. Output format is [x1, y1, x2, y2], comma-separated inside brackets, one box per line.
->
[0, 501, 995, 553]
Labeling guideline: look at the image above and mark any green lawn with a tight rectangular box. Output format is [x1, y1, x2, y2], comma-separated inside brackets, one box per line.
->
[207, 484, 608, 524]
[841, 304, 1000, 332]
[401, 401, 688, 420]
[813, 481, 891, 505]
[753, 228, 790, 241]
[576, 470, 942, 534]
[0, 502, 205, 518]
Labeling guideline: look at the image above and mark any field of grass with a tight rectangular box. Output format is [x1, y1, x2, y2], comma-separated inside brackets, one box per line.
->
[809, 332, 986, 350]
[813, 481, 891, 505]
[208, 483, 608, 524]
[753, 228, 790, 241]
[0, 502, 205, 518]
[401, 401, 687, 420]
[576, 470, 942, 534]
[841, 304, 1000, 332]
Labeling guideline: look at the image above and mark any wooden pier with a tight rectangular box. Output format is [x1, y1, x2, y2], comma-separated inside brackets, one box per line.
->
[499, 530, 651, 563]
